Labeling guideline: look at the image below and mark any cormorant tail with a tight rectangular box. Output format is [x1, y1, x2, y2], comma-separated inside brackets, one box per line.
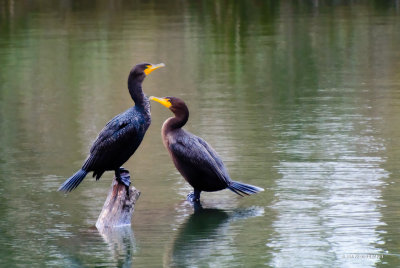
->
[228, 181, 264, 196]
[58, 169, 88, 193]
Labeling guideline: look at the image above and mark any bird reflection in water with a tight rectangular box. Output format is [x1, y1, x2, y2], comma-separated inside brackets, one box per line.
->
[165, 206, 264, 267]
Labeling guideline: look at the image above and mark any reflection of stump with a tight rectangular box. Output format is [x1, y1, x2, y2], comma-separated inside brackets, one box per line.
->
[96, 171, 140, 230]
[97, 225, 136, 266]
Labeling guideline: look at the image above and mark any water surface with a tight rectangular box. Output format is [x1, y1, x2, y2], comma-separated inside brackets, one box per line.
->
[0, 1, 400, 267]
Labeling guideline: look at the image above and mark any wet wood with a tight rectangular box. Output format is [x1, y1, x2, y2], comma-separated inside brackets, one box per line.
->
[96, 171, 140, 230]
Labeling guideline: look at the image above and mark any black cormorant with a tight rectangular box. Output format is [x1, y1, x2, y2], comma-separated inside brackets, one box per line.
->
[58, 63, 165, 192]
[150, 96, 264, 202]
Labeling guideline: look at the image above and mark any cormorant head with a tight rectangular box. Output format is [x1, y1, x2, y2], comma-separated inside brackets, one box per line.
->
[129, 62, 165, 82]
[150, 96, 188, 115]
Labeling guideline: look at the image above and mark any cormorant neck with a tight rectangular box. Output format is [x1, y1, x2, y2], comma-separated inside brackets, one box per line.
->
[163, 108, 189, 133]
[128, 79, 146, 107]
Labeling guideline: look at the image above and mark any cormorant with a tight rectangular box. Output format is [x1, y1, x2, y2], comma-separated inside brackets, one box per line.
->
[150, 96, 264, 202]
[58, 63, 165, 192]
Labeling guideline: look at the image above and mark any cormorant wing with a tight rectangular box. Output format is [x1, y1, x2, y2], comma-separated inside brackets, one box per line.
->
[170, 134, 231, 185]
[90, 116, 132, 152]
[83, 115, 137, 169]
[195, 137, 230, 177]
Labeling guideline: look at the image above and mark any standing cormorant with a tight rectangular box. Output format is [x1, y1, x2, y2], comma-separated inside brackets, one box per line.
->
[150, 96, 264, 202]
[58, 63, 165, 192]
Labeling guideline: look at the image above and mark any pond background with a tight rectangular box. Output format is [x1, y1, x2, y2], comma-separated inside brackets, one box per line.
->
[1, 0, 400, 267]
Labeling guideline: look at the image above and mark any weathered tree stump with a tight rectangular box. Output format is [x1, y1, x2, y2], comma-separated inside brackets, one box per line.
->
[95, 170, 140, 230]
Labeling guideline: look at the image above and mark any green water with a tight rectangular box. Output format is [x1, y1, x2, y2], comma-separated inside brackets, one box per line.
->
[1, 1, 400, 267]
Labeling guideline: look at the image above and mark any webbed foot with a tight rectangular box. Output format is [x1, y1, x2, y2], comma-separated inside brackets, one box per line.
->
[115, 168, 131, 197]
[116, 167, 131, 187]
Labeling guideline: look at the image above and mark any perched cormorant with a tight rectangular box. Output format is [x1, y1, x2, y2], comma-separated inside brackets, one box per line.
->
[150, 96, 264, 202]
[58, 63, 165, 192]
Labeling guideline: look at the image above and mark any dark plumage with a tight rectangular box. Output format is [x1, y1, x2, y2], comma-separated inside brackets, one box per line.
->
[150, 96, 264, 202]
[58, 63, 165, 192]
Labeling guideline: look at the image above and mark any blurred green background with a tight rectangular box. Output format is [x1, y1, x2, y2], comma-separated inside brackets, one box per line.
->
[1, 0, 400, 267]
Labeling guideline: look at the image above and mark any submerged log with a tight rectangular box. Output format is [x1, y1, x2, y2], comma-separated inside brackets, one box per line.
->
[96, 170, 140, 230]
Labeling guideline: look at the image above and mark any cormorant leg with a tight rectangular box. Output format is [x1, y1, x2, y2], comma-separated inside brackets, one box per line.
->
[187, 190, 202, 210]
[115, 168, 121, 180]
[187, 189, 201, 203]
[115, 168, 131, 196]
[193, 200, 203, 212]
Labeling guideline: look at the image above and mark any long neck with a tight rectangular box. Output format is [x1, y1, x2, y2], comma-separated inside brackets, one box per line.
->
[162, 108, 189, 134]
[128, 79, 146, 107]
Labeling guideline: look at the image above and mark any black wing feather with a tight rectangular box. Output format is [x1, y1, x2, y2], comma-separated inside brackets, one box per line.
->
[83, 112, 139, 171]
[170, 134, 231, 185]
[195, 137, 230, 178]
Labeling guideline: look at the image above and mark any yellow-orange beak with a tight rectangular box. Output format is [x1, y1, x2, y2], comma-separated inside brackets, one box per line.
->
[144, 63, 165, 75]
[150, 96, 172, 108]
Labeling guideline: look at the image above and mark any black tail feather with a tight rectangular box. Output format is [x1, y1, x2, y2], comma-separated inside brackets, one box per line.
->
[228, 181, 264, 196]
[228, 186, 244, 197]
[58, 169, 88, 193]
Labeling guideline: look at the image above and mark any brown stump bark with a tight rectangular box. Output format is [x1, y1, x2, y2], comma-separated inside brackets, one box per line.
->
[95, 171, 140, 230]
